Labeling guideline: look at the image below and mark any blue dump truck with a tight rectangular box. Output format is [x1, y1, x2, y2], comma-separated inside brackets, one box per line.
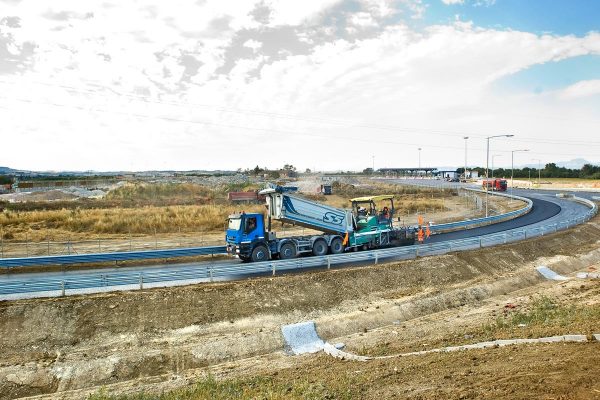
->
[225, 186, 414, 262]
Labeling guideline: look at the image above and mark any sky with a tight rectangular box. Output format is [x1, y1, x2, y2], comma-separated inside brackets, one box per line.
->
[1, 0, 599, 172]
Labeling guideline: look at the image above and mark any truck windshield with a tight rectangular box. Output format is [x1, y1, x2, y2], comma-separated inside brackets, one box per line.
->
[228, 218, 242, 230]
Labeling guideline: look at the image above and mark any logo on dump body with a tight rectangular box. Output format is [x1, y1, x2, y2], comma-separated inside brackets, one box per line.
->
[323, 211, 345, 225]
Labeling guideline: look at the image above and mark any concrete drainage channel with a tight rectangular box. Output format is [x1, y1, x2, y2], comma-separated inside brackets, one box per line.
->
[281, 320, 600, 362]
[280, 265, 600, 363]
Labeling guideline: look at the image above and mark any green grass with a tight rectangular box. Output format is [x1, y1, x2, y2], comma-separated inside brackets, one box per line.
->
[88, 375, 350, 400]
[481, 295, 600, 335]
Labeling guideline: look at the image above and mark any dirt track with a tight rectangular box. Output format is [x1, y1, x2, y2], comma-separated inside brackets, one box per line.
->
[0, 215, 599, 399]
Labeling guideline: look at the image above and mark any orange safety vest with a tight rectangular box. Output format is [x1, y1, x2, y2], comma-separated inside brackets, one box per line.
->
[425, 226, 431, 239]
[417, 228, 424, 242]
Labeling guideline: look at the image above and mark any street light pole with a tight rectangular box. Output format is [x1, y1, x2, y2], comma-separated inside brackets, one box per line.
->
[485, 134, 514, 217]
[463, 136, 469, 180]
[418, 148, 422, 171]
[532, 158, 541, 185]
[510, 149, 529, 202]
[491, 154, 501, 179]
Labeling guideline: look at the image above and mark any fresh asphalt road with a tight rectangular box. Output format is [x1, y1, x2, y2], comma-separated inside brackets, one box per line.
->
[0, 186, 595, 299]
[429, 196, 561, 242]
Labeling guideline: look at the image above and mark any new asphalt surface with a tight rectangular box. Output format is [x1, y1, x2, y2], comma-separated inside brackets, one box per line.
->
[0, 186, 595, 299]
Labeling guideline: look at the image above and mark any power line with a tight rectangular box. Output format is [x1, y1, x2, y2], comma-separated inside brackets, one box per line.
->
[3, 78, 599, 146]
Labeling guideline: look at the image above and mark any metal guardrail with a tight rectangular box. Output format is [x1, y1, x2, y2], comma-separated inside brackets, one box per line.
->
[1, 195, 596, 297]
[430, 189, 532, 233]
[0, 246, 226, 268]
[0, 189, 527, 269]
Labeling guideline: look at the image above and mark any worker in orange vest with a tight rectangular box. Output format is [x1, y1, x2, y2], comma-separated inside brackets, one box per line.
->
[417, 228, 424, 243]
[425, 224, 431, 239]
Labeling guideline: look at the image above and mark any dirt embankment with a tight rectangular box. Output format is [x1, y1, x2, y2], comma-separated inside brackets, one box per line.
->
[0, 217, 599, 399]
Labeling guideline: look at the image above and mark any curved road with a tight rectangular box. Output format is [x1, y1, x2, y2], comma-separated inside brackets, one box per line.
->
[0, 188, 595, 299]
[430, 197, 561, 242]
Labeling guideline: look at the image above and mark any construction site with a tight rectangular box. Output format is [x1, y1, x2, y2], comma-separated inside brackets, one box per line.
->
[3, 0, 600, 397]
[0, 173, 598, 400]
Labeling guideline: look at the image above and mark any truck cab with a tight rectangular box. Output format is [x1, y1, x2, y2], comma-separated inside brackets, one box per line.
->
[225, 212, 268, 261]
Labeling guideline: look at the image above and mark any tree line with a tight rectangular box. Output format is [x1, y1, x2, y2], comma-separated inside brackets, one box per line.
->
[457, 163, 600, 179]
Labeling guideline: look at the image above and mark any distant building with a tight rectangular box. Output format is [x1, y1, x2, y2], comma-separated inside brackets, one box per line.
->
[465, 170, 479, 179]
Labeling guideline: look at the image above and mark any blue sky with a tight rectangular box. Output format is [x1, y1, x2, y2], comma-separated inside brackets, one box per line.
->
[425, 0, 600, 36]
[0, 0, 599, 171]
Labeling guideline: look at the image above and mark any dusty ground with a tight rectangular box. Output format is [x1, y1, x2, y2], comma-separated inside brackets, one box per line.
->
[0, 210, 598, 399]
[512, 178, 600, 191]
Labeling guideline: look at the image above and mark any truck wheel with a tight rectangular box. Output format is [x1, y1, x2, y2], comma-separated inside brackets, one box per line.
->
[251, 245, 269, 262]
[329, 237, 344, 254]
[279, 242, 296, 259]
[312, 239, 328, 256]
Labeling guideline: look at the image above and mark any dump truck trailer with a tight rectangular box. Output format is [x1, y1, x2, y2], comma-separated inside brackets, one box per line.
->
[225, 186, 414, 262]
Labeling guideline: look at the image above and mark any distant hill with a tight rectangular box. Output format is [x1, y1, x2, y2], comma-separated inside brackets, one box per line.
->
[0, 166, 238, 177]
[0, 166, 19, 174]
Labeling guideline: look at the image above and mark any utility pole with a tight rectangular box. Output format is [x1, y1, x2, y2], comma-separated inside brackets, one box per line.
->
[463, 136, 469, 180]
[485, 134, 514, 217]
[532, 158, 541, 185]
[418, 148, 422, 171]
[510, 149, 529, 202]
[491, 154, 501, 179]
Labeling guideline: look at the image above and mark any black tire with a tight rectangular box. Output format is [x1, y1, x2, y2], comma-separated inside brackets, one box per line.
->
[251, 245, 269, 262]
[312, 239, 328, 256]
[279, 242, 297, 259]
[329, 237, 344, 254]
[239, 255, 250, 262]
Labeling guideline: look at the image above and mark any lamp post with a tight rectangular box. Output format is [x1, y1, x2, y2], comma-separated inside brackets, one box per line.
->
[372, 155, 375, 173]
[485, 134, 514, 217]
[510, 149, 529, 201]
[532, 158, 541, 186]
[463, 136, 469, 180]
[491, 154, 502, 179]
[418, 148, 422, 171]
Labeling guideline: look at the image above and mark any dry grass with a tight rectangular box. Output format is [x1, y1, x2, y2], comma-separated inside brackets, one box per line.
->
[0, 181, 455, 242]
[0, 204, 264, 241]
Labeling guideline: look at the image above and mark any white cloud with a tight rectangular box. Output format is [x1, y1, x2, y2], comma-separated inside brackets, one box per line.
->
[1, 1, 600, 171]
[243, 39, 263, 51]
[264, 0, 343, 26]
[349, 12, 378, 28]
[441, 0, 464, 4]
[559, 80, 600, 99]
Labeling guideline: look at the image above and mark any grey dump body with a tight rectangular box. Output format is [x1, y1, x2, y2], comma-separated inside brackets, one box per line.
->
[260, 188, 353, 234]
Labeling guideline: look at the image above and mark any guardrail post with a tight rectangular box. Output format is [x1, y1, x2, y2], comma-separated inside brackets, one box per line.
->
[327, 256, 331, 269]
[374, 252, 378, 265]
[209, 268, 214, 282]
[271, 264, 276, 276]
[139, 274, 143, 290]
[415, 247, 419, 258]
[479, 238, 482, 248]
[504, 233, 507, 244]
[60, 281, 65, 297]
